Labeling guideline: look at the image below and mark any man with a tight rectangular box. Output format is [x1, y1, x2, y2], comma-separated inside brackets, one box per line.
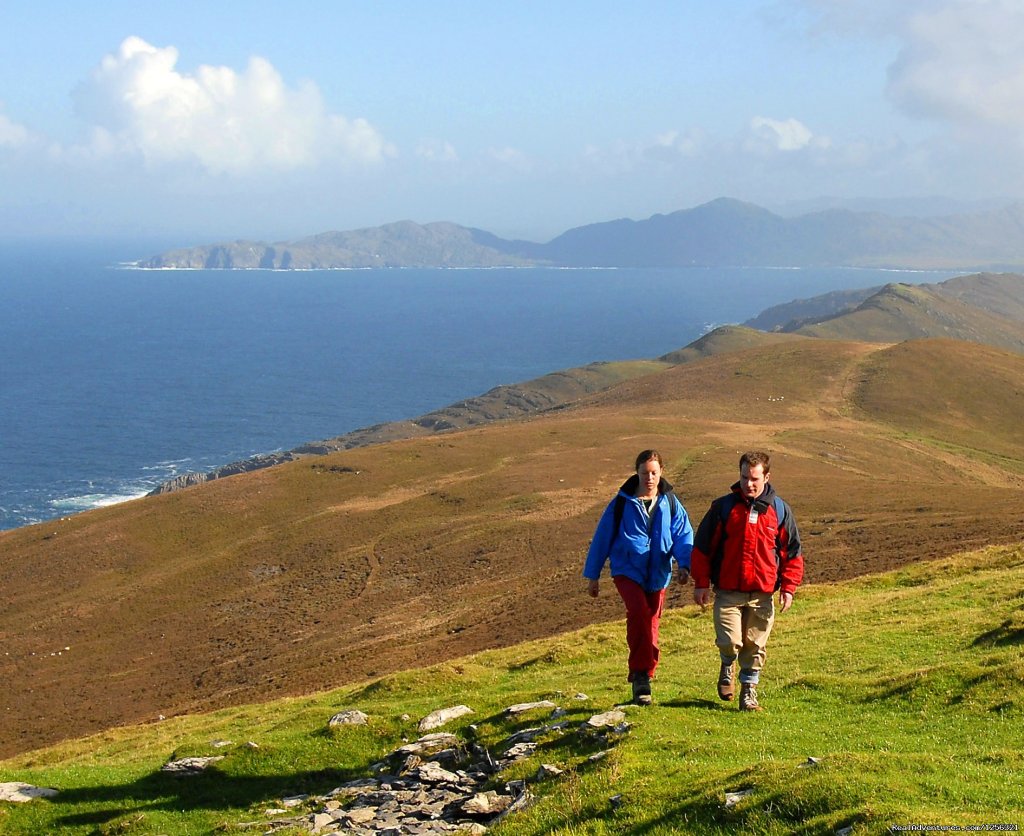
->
[691, 451, 803, 711]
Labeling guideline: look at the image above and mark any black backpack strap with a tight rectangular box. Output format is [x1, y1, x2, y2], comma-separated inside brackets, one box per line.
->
[612, 494, 626, 541]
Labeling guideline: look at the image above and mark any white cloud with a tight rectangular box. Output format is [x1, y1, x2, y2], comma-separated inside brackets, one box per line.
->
[581, 129, 707, 173]
[886, 1, 1024, 139]
[487, 146, 532, 172]
[746, 116, 828, 153]
[0, 106, 31, 148]
[415, 139, 459, 163]
[71, 36, 392, 174]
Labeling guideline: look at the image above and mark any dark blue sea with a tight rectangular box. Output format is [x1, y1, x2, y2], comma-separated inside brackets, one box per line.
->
[0, 241, 958, 530]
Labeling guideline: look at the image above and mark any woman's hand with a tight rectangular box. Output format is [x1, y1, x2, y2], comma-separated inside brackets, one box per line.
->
[587, 579, 600, 598]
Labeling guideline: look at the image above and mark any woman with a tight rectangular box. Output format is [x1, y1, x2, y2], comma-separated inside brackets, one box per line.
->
[583, 450, 694, 705]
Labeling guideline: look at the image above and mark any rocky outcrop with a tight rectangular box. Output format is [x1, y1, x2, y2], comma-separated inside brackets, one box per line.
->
[260, 699, 628, 835]
[147, 452, 297, 496]
[163, 695, 625, 834]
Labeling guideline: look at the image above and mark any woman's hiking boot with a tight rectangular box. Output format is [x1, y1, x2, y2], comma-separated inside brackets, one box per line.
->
[739, 683, 763, 711]
[717, 660, 735, 701]
[631, 672, 653, 706]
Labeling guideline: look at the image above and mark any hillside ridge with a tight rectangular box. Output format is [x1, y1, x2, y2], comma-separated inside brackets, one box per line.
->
[135, 199, 1024, 270]
[3, 331, 1024, 757]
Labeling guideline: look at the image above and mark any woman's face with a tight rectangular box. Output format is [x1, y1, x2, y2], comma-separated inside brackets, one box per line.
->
[637, 457, 661, 495]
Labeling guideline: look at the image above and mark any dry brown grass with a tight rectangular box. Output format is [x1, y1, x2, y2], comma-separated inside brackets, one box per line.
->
[1, 337, 1023, 758]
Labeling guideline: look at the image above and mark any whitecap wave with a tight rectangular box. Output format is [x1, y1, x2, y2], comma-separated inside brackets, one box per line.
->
[50, 491, 149, 512]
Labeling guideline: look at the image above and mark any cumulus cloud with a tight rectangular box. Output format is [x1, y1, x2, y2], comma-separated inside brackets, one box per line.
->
[0, 106, 31, 148]
[71, 36, 392, 174]
[581, 129, 707, 173]
[796, 0, 1024, 143]
[746, 117, 830, 153]
[415, 139, 459, 163]
[886, 1, 1024, 138]
[487, 146, 532, 172]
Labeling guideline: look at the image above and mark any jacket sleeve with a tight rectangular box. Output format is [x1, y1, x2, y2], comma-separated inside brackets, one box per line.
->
[582, 500, 617, 580]
[690, 500, 722, 589]
[777, 500, 804, 594]
[670, 500, 694, 570]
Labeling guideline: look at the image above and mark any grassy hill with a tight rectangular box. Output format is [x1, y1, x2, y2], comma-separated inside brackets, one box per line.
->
[747, 271, 1024, 335]
[1, 543, 1022, 833]
[795, 282, 1024, 353]
[2, 336, 1023, 763]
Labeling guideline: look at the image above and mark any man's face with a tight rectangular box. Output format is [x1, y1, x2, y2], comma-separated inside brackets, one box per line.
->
[740, 462, 767, 499]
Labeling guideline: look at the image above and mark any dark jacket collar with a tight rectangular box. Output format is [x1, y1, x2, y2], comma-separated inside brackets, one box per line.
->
[620, 474, 674, 497]
[729, 480, 776, 512]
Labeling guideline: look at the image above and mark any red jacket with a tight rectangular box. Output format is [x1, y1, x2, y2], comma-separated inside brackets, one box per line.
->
[690, 483, 804, 595]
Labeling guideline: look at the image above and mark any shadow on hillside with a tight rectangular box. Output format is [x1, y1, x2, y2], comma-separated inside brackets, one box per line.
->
[971, 617, 1024, 648]
[659, 697, 723, 711]
[45, 765, 363, 828]
[573, 765, 865, 835]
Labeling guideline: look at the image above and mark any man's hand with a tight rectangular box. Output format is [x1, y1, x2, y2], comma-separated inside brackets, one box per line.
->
[693, 587, 711, 608]
[587, 579, 600, 598]
[779, 591, 794, 612]
[677, 568, 690, 586]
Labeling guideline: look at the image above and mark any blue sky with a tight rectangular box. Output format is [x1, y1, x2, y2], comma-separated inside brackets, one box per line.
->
[2, 0, 1022, 245]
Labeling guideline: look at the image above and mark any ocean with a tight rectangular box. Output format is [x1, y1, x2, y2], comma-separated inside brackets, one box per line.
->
[0, 242, 958, 530]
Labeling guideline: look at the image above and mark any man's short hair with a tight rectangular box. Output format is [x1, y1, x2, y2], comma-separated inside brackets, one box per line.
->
[740, 450, 771, 472]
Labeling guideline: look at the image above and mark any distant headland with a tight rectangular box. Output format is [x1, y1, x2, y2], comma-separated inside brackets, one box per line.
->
[134, 197, 1024, 271]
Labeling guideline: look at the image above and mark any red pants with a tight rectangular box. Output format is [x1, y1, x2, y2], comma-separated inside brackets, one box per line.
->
[613, 576, 666, 681]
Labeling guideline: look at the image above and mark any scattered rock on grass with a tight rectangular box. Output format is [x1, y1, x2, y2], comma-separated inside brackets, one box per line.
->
[585, 710, 626, 728]
[0, 782, 58, 802]
[418, 704, 474, 731]
[256, 696, 635, 833]
[328, 709, 369, 727]
[505, 700, 557, 715]
[160, 756, 225, 775]
[724, 788, 754, 808]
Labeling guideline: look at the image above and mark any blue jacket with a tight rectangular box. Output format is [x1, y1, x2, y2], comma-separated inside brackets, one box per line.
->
[583, 475, 694, 592]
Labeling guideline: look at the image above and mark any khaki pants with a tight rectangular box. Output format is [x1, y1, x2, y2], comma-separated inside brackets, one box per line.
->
[713, 589, 775, 684]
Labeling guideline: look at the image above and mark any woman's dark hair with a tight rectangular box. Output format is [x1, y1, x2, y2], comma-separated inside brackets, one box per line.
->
[635, 449, 663, 470]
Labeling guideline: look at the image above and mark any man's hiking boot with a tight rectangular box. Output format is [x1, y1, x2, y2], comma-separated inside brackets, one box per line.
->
[632, 672, 653, 706]
[717, 661, 735, 701]
[739, 683, 763, 712]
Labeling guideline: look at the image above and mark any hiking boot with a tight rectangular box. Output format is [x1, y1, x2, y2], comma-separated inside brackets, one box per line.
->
[739, 683, 763, 711]
[717, 660, 735, 701]
[632, 672, 653, 706]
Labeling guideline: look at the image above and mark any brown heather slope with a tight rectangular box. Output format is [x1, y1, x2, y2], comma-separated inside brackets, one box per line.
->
[2, 338, 1023, 757]
[796, 281, 1024, 352]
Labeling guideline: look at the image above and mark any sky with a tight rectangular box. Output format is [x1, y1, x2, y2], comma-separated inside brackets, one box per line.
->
[2, 0, 1024, 246]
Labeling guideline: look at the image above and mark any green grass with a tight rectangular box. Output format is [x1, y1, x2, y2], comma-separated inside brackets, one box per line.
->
[3, 544, 1024, 834]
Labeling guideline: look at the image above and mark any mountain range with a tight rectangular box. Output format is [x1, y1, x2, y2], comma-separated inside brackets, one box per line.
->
[135, 197, 1024, 270]
[3, 268, 1024, 758]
